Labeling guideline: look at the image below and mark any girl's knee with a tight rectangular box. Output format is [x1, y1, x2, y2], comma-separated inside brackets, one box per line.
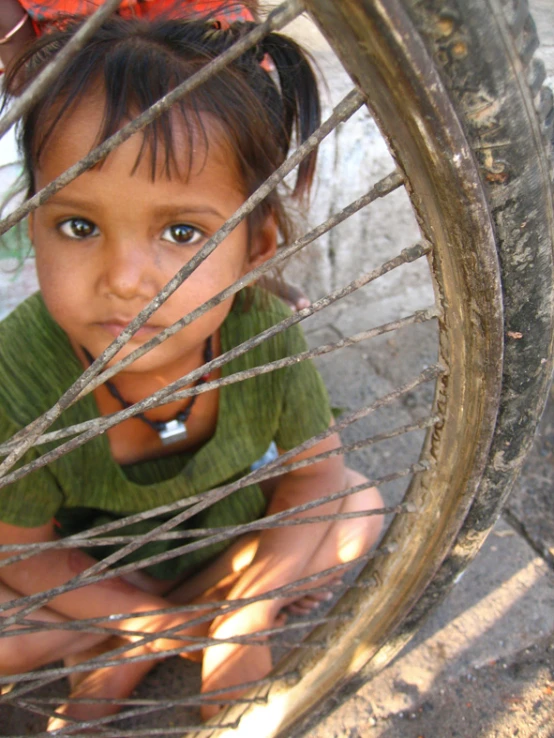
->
[345, 469, 384, 512]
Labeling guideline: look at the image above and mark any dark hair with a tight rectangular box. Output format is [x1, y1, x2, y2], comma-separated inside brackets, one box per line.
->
[3, 14, 321, 244]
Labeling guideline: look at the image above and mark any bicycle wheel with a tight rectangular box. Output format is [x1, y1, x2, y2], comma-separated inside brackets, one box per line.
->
[200, 0, 554, 735]
[0, 1, 552, 737]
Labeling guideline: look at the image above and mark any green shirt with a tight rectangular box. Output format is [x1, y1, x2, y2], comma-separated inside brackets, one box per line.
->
[0, 288, 331, 578]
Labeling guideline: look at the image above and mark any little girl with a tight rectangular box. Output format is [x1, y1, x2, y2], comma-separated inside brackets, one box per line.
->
[0, 15, 383, 730]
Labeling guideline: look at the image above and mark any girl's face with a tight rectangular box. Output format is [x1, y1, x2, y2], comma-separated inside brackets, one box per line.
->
[29, 96, 277, 375]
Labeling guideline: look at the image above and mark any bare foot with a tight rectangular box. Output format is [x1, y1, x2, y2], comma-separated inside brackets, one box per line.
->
[283, 588, 335, 617]
[63, 638, 123, 692]
[47, 639, 158, 733]
[280, 571, 343, 618]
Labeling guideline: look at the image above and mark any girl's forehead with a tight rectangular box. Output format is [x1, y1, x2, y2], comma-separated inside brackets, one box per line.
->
[35, 92, 242, 189]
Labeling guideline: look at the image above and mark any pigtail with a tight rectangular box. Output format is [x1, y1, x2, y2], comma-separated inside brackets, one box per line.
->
[257, 32, 321, 199]
[199, 20, 321, 200]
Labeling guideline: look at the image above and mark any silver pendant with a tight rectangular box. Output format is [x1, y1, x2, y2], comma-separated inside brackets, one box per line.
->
[158, 419, 188, 445]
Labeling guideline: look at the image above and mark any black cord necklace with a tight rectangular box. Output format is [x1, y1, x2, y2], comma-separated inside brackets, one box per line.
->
[82, 336, 213, 446]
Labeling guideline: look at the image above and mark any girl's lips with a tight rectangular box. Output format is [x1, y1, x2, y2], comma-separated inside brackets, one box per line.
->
[99, 322, 161, 339]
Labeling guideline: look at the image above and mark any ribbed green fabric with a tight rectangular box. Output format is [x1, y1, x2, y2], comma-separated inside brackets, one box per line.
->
[0, 288, 331, 578]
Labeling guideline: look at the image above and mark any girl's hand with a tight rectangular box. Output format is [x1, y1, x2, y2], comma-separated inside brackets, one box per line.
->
[130, 608, 208, 662]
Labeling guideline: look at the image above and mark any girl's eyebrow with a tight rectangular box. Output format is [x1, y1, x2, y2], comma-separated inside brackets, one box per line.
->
[42, 197, 226, 220]
[152, 204, 226, 219]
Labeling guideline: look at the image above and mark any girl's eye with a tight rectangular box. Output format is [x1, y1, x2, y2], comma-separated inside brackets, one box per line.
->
[162, 224, 203, 246]
[59, 218, 99, 240]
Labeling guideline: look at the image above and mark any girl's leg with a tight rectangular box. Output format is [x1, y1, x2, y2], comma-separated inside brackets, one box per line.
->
[0, 576, 164, 732]
[47, 470, 381, 726]
[200, 470, 383, 719]
[46, 563, 245, 732]
[46, 638, 160, 732]
[188, 470, 382, 616]
[0, 579, 110, 675]
[284, 469, 383, 614]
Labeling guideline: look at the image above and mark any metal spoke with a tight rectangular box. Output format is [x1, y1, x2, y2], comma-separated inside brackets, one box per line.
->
[0, 457, 426, 624]
[0, 291, 428, 458]
[0, 547, 389, 644]
[0, 365, 440, 629]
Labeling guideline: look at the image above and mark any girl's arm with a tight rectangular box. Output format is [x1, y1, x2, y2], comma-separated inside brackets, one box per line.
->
[207, 428, 349, 637]
[0, 519, 202, 651]
[0, 1, 35, 71]
[225, 433, 346, 612]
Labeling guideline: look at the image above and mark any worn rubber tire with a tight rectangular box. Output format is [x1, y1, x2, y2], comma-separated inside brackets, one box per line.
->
[369, 0, 554, 681]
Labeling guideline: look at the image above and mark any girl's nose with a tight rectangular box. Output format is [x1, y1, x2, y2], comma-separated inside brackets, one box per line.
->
[102, 239, 157, 301]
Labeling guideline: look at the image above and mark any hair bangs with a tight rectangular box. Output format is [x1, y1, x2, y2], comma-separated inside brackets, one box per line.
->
[6, 15, 321, 245]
